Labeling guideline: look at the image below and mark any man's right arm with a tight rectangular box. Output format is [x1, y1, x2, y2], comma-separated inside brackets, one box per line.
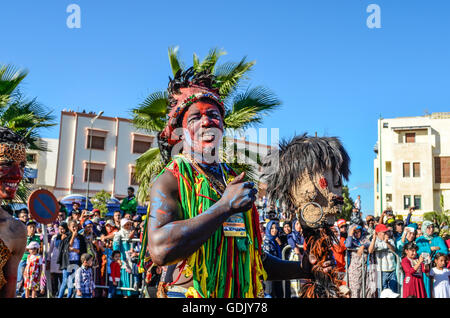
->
[147, 170, 256, 266]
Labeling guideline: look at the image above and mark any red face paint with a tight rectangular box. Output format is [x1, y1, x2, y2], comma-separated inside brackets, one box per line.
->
[319, 177, 328, 189]
[0, 160, 25, 199]
[181, 100, 224, 159]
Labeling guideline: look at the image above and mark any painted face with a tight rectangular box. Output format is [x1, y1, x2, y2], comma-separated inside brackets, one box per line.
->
[181, 100, 223, 162]
[0, 144, 26, 199]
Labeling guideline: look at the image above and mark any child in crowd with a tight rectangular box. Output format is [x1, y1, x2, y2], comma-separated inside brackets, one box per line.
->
[74, 253, 95, 298]
[401, 242, 429, 298]
[108, 250, 121, 298]
[429, 253, 450, 298]
[23, 241, 45, 298]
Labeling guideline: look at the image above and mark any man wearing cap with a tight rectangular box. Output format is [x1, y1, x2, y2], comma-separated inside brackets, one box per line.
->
[368, 223, 398, 293]
[16, 220, 41, 296]
[101, 220, 119, 242]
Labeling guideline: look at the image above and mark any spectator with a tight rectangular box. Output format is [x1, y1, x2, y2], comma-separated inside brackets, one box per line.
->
[75, 253, 95, 298]
[146, 266, 162, 298]
[331, 224, 346, 280]
[108, 250, 121, 298]
[113, 218, 138, 298]
[287, 219, 304, 258]
[345, 225, 371, 298]
[396, 223, 417, 256]
[350, 208, 363, 227]
[69, 209, 81, 224]
[336, 219, 348, 239]
[113, 210, 122, 229]
[365, 215, 376, 240]
[393, 219, 405, 242]
[49, 222, 68, 297]
[368, 224, 398, 293]
[279, 221, 292, 248]
[57, 220, 87, 298]
[23, 241, 45, 298]
[17, 220, 41, 296]
[262, 220, 283, 298]
[17, 209, 29, 225]
[120, 187, 137, 217]
[71, 202, 81, 216]
[354, 195, 361, 211]
[416, 220, 449, 297]
[401, 242, 428, 298]
[101, 219, 119, 242]
[429, 253, 450, 298]
[56, 210, 67, 227]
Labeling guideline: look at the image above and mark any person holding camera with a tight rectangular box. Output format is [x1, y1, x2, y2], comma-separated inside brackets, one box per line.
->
[415, 220, 448, 297]
[401, 241, 429, 298]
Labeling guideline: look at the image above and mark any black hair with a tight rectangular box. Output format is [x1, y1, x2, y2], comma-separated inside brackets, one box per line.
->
[112, 250, 121, 258]
[262, 133, 350, 212]
[127, 187, 135, 193]
[159, 67, 222, 164]
[402, 241, 418, 259]
[433, 252, 448, 267]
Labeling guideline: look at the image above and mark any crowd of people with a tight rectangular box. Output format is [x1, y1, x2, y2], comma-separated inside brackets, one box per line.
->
[257, 200, 450, 299]
[13, 187, 150, 298]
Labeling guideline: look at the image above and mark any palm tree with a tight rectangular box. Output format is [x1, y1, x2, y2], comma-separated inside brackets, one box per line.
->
[0, 64, 56, 203]
[131, 47, 282, 203]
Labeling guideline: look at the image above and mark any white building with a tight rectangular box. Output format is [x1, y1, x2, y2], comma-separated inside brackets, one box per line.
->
[53, 111, 156, 200]
[25, 138, 59, 192]
[374, 112, 450, 222]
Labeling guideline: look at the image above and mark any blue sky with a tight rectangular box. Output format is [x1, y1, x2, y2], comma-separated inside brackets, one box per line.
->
[2, 0, 450, 215]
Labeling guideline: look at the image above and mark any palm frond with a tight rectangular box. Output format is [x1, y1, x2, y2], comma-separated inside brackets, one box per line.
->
[0, 64, 28, 100]
[135, 147, 165, 203]
[168, 46, 184, 77]
[214, 57, 255, 98]
[132, 91, 169, 132]
[193, 48, 227, 74]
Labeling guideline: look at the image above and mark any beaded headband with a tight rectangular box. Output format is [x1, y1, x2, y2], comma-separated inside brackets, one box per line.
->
[160, 85, 225, 145]
[0, 142, 27, 163]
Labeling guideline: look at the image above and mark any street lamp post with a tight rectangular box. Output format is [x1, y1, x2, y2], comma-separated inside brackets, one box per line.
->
[85, 111, 104, 209]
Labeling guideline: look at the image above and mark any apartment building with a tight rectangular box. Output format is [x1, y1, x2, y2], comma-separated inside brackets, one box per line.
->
[374, 112, 450, 222]
[53, 111, 156, 200]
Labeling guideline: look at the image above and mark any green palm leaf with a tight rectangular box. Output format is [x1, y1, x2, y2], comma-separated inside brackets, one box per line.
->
[132, 91, 169, 132]
[214, 57, 255, 98]
[135, 147, 165, 203]
[168, 46, 184, 77]
[0, 65, 28, 107]
[193, 48, 227, 74]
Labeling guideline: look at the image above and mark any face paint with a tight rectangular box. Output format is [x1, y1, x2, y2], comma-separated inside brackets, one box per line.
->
[0, 143, 26, 199]
[181, 100, 224, 162]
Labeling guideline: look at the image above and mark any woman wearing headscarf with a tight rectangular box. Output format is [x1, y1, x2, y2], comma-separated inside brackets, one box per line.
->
[415, 220, 448, 297]
[286, 219, 304, 297]
[262, 220, 283, 297]
[345, 224, 371, 298]
[113, 218, 138, 298]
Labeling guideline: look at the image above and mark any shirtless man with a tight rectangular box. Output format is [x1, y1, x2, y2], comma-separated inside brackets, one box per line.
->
[0, 127, 27, 298]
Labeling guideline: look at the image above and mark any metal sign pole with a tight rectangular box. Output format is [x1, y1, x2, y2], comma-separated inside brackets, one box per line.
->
[42, 223, 51, 298]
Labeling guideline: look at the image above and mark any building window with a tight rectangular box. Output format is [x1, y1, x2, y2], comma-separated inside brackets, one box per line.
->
[83, 162, 105, 183]
[386, 193, 392, 202]
[405, 133, 415, 143]
[413, 162, 421, 178]
[435, 156, 450, 183]
[86, 128, 108, 150]
[403, 195, 411, 210]
[414, 195, 422, 210]
[26, 153, 37, 163]
[129, 166, 139, 186]
[131, 133, 154, 154]
[403, 162, 410, 178]
[383, 122, 389, 128]
[385, 161, 392, 173]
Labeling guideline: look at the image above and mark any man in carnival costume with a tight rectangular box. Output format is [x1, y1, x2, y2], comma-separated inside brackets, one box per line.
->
[262, 134, 351, 298]
[140, 68, 332, 298]
[0, 127, 28, 298]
